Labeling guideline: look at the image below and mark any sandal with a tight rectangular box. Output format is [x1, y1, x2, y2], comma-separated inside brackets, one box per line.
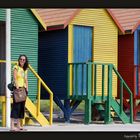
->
[19, 127, 27, 131]
[10, 129, 16, 132]
[10, 128, 20, 132]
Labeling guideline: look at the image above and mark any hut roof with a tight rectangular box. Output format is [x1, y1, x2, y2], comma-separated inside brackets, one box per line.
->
[31, 8, 125, 33]
[108, 9, 140, 34]
[31, 9, 80, 30]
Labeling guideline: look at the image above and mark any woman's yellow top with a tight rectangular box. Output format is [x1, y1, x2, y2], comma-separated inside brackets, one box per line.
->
[13, 65, 28, 88]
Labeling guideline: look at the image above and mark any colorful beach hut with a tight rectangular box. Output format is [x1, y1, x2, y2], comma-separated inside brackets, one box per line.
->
[36, 8, 133, 124]
[0, 8, 43, 100]
[0, 8, 53, 126]
[109, 9, 140, 120]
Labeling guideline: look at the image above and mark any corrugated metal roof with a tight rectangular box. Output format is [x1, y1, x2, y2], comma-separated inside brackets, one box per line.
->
[33, 9, 80, 30]
[108, 9, 140, 33]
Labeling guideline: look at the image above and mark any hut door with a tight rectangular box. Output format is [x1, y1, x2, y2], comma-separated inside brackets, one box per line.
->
[137, 31, 140, 96]
[73, 25, 93, 95]
[135, 30, 140, 96]
[0, 22, 6, 95]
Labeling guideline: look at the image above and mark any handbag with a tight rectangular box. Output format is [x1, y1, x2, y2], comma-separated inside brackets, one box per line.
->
[7, 81, 15, 91]
[8, 65, 25, 92]
[13, 87, 27, 103]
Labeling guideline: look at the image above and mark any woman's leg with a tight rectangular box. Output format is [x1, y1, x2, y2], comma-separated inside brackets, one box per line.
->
[10, 118, 19, 131]
[11, 118, 15, 129]
[17, 119, 21, 129]
[11, 97, 21, 131]
[17, 101, 26, 130]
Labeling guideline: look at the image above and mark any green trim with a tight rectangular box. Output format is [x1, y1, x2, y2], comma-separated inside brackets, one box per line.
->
[113, 65, 133, 123]
[105, 65, 112, 124]
[102, 65, 105, 101]
[111, 98, 130, 123]
[120, 80, 123, 114]
[84, 99, 92, 124]
[94, 64, 97, 99]
[87, 62, 92, 99]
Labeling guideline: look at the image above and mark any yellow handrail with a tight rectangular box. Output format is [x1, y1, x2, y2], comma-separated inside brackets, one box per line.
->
[28, 64, 53, 125]
[37, 80, 41, 116]
[0, 60, 53, 125]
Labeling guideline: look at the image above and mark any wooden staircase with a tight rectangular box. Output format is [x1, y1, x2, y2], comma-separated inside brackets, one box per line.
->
[91, 98, 131, 124]
[68, 62, 133, 124]
[0, 60, 54, 127]
[23, 97, 49, 126]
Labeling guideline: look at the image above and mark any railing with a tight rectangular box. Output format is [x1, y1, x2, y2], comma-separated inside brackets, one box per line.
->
[0, 60, 53, 125]
[67, 62, 88, 98]
[68, 62, 133, 123]
[112, 65, 133, 123]
[68, 62, 114, 100]
[28, 64, 53, 125]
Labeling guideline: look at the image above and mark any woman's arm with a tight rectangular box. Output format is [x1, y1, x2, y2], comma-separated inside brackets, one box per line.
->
[13, 68, 19, 89]
[25, 72, 28, 92]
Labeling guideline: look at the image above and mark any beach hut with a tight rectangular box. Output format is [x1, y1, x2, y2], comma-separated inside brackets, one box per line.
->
[0, 8, 53, 126]
[109, 9, 140, 120]
[36, 8, 133, 124]
[0, 8, 44, 100]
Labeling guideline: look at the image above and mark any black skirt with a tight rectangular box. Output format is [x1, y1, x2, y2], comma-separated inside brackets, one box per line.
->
[10, 94, 25, 119]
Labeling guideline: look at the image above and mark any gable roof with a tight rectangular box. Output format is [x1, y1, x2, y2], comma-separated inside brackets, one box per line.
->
[31, 8, 124, 33]
[31, 9, 47, 30]
[31, 9, 80, 31]
[108, 9, 140, 34]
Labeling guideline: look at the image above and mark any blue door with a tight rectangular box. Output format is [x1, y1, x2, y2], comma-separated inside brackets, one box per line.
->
[73, 25, 93, 96]
[135, 29, 140, 96]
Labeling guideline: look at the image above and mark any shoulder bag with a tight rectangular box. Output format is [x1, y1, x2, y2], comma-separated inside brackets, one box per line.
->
[13, 87, 27, 103]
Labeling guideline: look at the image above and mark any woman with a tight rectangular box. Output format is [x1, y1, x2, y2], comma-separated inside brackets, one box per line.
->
[10, 54, 28, 131]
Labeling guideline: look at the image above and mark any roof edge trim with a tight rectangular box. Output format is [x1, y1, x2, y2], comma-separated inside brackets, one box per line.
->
[30, 9, 47, 30]
[47, 24, 64, 31]
[125, 29, 132, 34]
[132, 20, 140, 33]
[106, 9, 125, 34]
[63, 9, 81, 29]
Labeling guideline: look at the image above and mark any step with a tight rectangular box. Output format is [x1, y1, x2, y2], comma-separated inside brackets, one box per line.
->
[25, 97, 49, 126]
[111, 99, 130, 124]
[20, 112, 35, 126]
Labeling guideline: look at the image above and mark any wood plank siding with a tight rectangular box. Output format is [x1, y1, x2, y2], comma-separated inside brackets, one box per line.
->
[118, 34, 134, 99]
[69, 9, 118, 97]
[0, 9, 39, 101]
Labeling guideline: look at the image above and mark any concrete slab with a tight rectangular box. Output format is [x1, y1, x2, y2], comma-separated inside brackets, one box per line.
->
[0, 121, 140, 132]
[22, 123, 140, 132]
[0, 113, 140, 132]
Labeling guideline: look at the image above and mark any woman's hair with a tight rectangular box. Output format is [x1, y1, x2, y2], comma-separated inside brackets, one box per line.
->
[18, 54, 29, 71]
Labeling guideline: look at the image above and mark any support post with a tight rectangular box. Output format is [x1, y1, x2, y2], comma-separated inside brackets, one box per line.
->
[6, 9, 11, 128]
[84, 62, 92, 124]
[2, 102, 6, 127]
[105, 65, 113, 124]
[64, 99, 70, 122]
